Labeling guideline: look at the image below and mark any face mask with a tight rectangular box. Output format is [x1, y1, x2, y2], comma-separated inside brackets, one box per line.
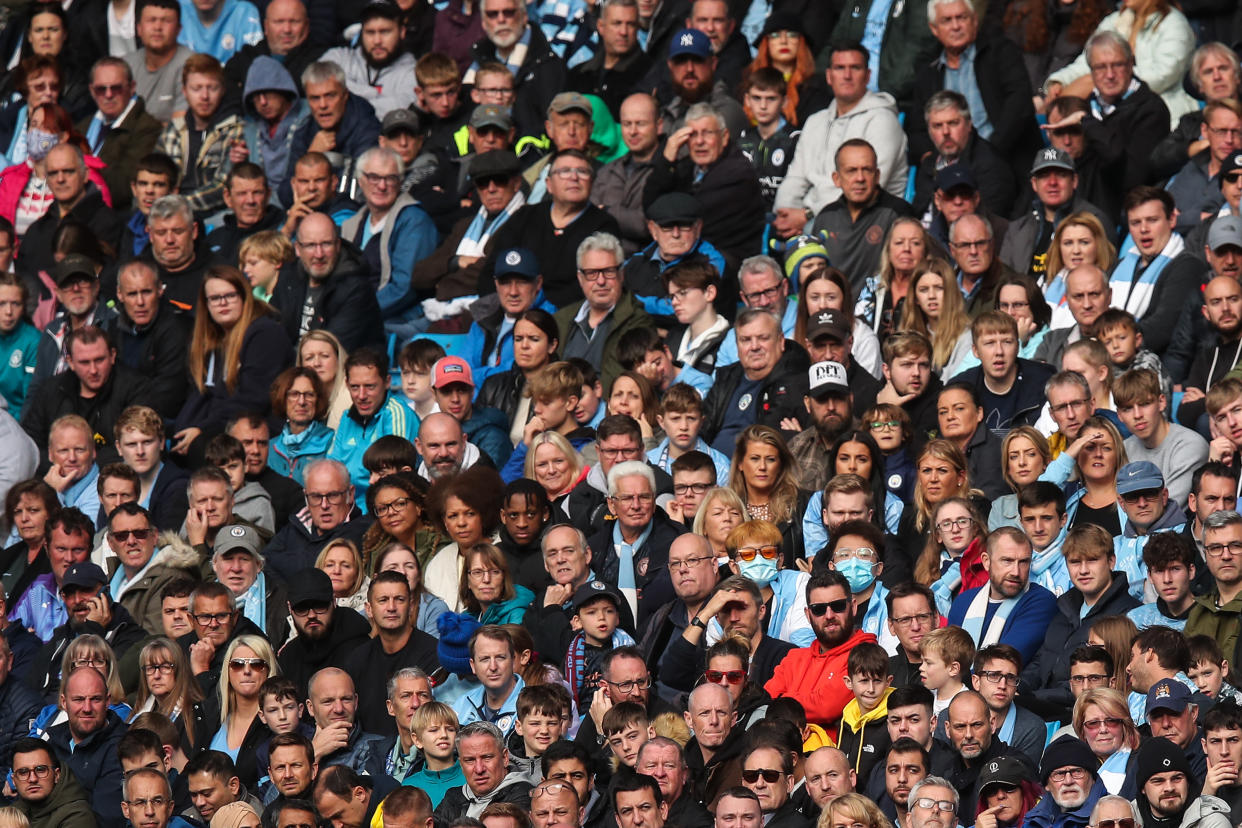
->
[836, 557, 876, 594]
[738, 556, 777, 588]
[26, 128, 57, 161]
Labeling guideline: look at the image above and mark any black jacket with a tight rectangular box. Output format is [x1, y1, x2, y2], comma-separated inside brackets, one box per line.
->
[342, 630, 440, 738]
[523, 581, 636, 667]
[20, 364, 152, 466]
[223, 38, 325, 96]
[44, 711, 128, 828]
[999, 192, 1116, 276]
[16, 188, 124, 289]
[567, 46, 651, 117]
[276, 605, 373, 698]
[204, 205, 287, 266]
[435, 777, 534, 823]
[146, 462, 191, 534]
[944, 737, 1012, 824]
[951, 358, 1056, 430]
[1114, 251, 1210, 357]
[911, 130, 1016, 218]
[103, 303, 192, 420]
[588, 509, 687, 625]
[961, 423, 1008, 501]
[657, 626, 795, 693]
[1179, 333, 1242, 429]
[263, 508, 373, 585]
[0, 674, 41, 776]
[75, 97, 164, 211]
[468, 26, 566, 138]
[702, 342, 811, 444]
[270, 242, 385, 352]
[1081, 80, 1171, 203]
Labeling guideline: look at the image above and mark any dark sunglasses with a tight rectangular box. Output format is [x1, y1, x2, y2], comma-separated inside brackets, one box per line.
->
[109, 528, 152, 542]
[1225, 172, 1242, 184]
[475, 174, 510, 189]
[741, 769, 784, 783]
[808, 598, 850, 617]
[705, 669, 746, 685]
[1095, 820, 1136, 828]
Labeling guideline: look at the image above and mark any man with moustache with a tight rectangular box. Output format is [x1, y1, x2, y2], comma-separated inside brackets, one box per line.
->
[878, 739, 928, 826]
[941, 691, 1008, 823]
[1023, 736, 1107, 828]
[275, 569, 371, 698]
[1132, 737, 1227, 828]
[787, 360, 855, 493]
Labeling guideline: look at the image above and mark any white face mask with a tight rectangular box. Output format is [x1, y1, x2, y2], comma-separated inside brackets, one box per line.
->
[27, 128, 58, 161]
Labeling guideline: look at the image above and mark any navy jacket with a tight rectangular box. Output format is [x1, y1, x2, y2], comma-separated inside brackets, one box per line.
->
[946, 582, 1058, 665]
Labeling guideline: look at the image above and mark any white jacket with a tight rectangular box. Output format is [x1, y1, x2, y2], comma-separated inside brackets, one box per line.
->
[774, 91, 908, 214]
[1046, 8, 1196, 129]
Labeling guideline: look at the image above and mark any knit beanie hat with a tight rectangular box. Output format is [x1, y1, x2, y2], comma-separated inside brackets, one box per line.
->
[1135, 735, 1192, 789]
[1039, 735, 1097, 784]
[783, 238, 830, 288]
[209, 801, 261, 828]
[438, 611, 482, 675]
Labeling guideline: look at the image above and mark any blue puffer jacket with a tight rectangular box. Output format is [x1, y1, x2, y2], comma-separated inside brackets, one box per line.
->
[463, 291, 557, 388]
[463, 405, 513, 468]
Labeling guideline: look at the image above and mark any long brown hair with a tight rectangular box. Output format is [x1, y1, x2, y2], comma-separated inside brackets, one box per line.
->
[915, 496, 985, 586]
[913, 439, 972, 532]
[899, 258, 968, 370]
[132, 637, 205, 749]
[189, 266, 278, 393]
[728, 425, 801, 525]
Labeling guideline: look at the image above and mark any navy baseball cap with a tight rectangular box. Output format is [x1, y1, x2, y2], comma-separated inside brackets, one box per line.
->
[669, 28, 712, 59]
[494, 247, 539, 280]
[1146, 678, 1192, 715]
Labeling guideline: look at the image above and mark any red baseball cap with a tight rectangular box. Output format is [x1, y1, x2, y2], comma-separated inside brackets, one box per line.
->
[432, 356, 475, 389]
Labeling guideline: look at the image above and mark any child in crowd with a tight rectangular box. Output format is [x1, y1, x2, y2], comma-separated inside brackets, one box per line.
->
[1187, 634, 1242, 703]
[568, 358, 605, 429]
[602, 701, 652, 771]
[836, 642, 894, 782]
[501, 361, 596, 482]
[397, 339, 447, 419]
[863, 403, 915, 503]
[509, 684, 568, 783]
[204, 434, 274, 531]
[1095, 309, 1173, 405]
[408, 701, 465, 806]
[564, 582, 635, 706]
[647, 383, 730, 486]
[254, 677, 315, 791]
[362, 435, 420, 484]
[919, 626, 975, 718]
[737, 67, 799, 212]
[238, 230, 293, 303]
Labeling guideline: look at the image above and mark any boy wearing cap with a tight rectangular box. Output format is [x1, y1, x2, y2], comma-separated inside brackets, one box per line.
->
[1114, 369, 1208, 510]
[1113, 461, 1187, 601]
[431, 356, 512, 468]
[320, 0, 418, 118]
[565, 581, 635, 707]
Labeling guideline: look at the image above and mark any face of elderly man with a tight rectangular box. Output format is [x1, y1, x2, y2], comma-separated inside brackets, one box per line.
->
[686, 115, 726, 167]
[610, 470, 655, 535]
[531, 782, 581, 828]
[481, 0, 526, 48]
[296, 213, 341, 283]
[46, 145, 87, 209]
[578, 245, 623, 311]
[415, 413, 466, 479]
[303, 463, 354, 530]
[683, 683, 734, 750]
[358, 152, 401, 213]
[736, 313, 784, 381]
[305, 76, 347, 130]
[1088, 42, 1134, 104]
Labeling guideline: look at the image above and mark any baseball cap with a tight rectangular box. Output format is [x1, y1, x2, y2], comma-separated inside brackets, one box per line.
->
[807, 310, 850, 342]
[647, 192, 702, 225]
[287, 568, 334, 608]
[936, 164, 977, 193]
[61, 562, 108, 591]
[548, 92, 592, 117]
[977, 756, 1034, 795]
[572, 580, 623, 611]
[213, 524, 264, 560]
[381, 108, 422, 137]
[1146, 678, 1192, 715]
[494, 247, 539, 280]
[470, 149, 521, 181]
[668, 28, 712, 60]
[432, 356, 475, 389]
[1115, 460, 1164, 495]
[808, 360, 849, 398]
[360, 0, 402, 21]
[470, 104, 513, 131]
[1208, 216, 1242, 252]
[1030, 147, 1075, 175]
[55, 254, 98, 286]
[1221, 151, 1242, 177]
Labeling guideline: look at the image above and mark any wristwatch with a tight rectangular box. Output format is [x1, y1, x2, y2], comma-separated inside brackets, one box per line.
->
[690, 616, 707, 630]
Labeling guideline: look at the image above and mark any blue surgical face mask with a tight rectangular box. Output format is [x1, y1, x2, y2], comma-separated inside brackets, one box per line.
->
[26, 128, 57, 161]
[738, 556, 778, 588]
[837, 557, 876, 594]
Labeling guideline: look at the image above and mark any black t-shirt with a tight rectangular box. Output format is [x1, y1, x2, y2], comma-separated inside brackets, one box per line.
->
[577, 642, 608, 702]
[979, 383, 1020, 432]
[1071, 500, 1122, 537]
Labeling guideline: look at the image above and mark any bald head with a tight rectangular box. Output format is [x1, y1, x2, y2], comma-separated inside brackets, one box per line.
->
[804, 747, 853, 806]
[1204, 275, 1242, 335]
[1065, 264, 1111, 332]
[416, 413, 467, 479]
[264, 0, 309, 53]
[307, 667, 357, 729]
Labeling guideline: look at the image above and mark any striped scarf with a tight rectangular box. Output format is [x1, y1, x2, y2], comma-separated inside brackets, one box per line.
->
[1109, 233, 1185, 322]
[565, 627, 635, 704]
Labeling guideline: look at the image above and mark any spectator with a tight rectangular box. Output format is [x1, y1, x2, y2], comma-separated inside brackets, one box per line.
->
[465, 0, 565, 138]
[105, 261, 191, 420]
[1166, 99, 1242, 235]
[304, 667, 388, 778]
[824, 0, 939, 109]
[593, 94, 664, 255]
[1150, 42, 1242, 180]
[176, 0, 262, 63]
[567, 0, 651, 119]
[106, 503, 199, 635]
[274, 569, 371, 698]
[234, 57, 310, 197]
[77, 58, 162, 212]
[320, 0, 417, 117]
[204, 165, 287, 266]
[623, 195, 729, 325]
[43, 666, 128, 828]
[279, 152, 359, 235]
[1033, 265, 1112, 369]
[1185, 510, 1242, 660]
[211, 524, 288, 644]
[313, 766, 385, 828]
[433, 720, 534, 821]
[10, 737, 93, 828]
[225, 415, 305, 532]
[1022, 737, 1107, 828]
[263, 459, 372, 585]
[31, 254, 117, 387]
[656, 28, 746, 137]
[950, 312, 1054, 430]
[144, 194, 225, 312]
[267, 367, 333, 486]
[1179, 269, 1242, 432]
[122, 0, 193, 123]
[910, 92, 1015, 221]
[222, 0, 324, 96]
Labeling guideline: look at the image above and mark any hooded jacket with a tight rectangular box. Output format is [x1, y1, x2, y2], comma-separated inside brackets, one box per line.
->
[269, 420, 335, 486]
[434, 773, 534, 822]
[835, 685, 892, 781]
[764, 628, 879, 728]
[109, 533, 204, 636]
[319, 45, 417, 118]
[275, 603, 373, 698]
[15, 767, 95, 828]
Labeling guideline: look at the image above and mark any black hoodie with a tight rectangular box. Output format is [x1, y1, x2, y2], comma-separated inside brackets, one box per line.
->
[276, 605, 373, 698]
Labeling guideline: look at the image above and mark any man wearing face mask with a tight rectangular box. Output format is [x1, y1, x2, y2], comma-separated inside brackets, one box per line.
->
[823, 520, 894, 653]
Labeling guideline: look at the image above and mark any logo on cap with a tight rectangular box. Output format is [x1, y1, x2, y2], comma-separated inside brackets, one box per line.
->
[988, 762, 999, 773]
[1156, 682, 1171, 698]
[1161, 758, 1171, 767]
[505, 251, 521, 266]
[680, 32, 694, 45]
[1042, 149, 1058, 161]
[590, 581, 605, 591]
[230, 526, 246, 537]
[444, 364, 464, 374]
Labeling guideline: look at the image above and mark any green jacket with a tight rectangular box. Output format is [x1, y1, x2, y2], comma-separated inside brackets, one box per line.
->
[17, 768, 96, 828]
[554, 290, 653, 394]
[1185, 591, 1242, 667]
[825, 0, 941, 109]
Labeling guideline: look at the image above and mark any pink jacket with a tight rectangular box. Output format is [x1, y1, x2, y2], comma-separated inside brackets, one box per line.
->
[0, 154, 114, 227]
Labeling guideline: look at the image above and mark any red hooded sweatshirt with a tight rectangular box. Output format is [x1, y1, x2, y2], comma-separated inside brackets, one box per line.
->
[764, 628, 877, 728]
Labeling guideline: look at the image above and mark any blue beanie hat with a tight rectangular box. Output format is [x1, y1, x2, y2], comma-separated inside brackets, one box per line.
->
[437, 612, 482, 675]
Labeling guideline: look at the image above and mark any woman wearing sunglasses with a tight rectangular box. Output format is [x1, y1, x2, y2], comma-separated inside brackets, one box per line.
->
[210, 634, 278, 788]
[699, 634, 770, 724]
[1085, 797, 1142, 828]
[724, 520, 813, 647]
[1071, 688, 1139, 795]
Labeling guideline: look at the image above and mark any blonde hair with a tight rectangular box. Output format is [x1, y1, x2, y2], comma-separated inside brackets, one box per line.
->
[899, 258, 969, 370]
[692, 487, 750, 536]
[60, 635, 125, 705]
[728, 425, 800, 525]
[1072, 687, 1139, 752]
[822, 792, 892, 828]
[316, 538, 367, 598]
[913, 439, 972, 532]
[1046, 212, 1117, 277]
[237, 229, 293, 268]
[218, 635, 279, 722]
[1001, 426, 1051, 493]
[523, 431, 585, 495]
[0, 807, 29, 828]
[878, 218, 932, 292]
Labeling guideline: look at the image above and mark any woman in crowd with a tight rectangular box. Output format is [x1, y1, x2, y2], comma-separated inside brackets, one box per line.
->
[1042, 212, 1117, 329]
[211, 635, 278, 787]
[0, 272, 38, 418]
[895, 439, 981, 582]
[1041, 415, 1127, 536]
[374, 541, 448, 638]
[524, 431, 588, 517]
[726, 520, 812, 647]
[728, 425, 808, 569]
[741, 16, 816, 125]
[268, 367, 334, 486]
[899, 258, 972, 378]
[317, 539, 370, 614]
[0, 480, 56, 624]
[363, 474, 441, 569]
[458, 542, 533, 625]
[823, 793, 893, 828]
[857, 219, 933, 337]
[917, 497, 989, 615]
[802, 430, 902, 555]
[1072, 687, 1140, 794]
[297, 330, 351, 429]
[692, 487, 748, 564]
[4, 5, 91, 126]
[793, 261, 882, 378]
[171, 266, 292, 464]
[477, 308, 560, 433]
[424, 466, 505, 612]
[131, 637, 210, 752]
[607, 371, 659, 442]
[989, 427, 1053, 531]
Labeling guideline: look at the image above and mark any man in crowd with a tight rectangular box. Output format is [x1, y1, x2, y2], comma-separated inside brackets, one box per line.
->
[911, 91, 1014, 219]
[146, 195, 226, 310]
[274, 569, 371, 698]
[467, 0, 565, 137]
[78, 58, 162, 209]
[123, 0, 193, 122]
[1023, 736, 1106, 828]
[434, 721, 534, 820]
[204, 164, 286, 265]
[320, 0, 417, 117]
[44, 667, 128, 828]
[593, 94, 664, 254]
[1186, 510, 1242, 663]
[568, 0, 651, 117]
[11, 737, 93, 826]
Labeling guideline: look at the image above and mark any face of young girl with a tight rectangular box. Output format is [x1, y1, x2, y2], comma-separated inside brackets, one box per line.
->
[915, 273, 944, 320]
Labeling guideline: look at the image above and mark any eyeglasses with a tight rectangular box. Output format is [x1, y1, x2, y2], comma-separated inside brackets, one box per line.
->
[670, 555, 715, 571]
[705, 669, 745, 685]
[808, 598, 850, 617]
[735, 545, 779, 562]
[305, 489, 348, 505]
[977, 670, 1018, 686]
[1069, 673, 1110, 685]
[1081, 717, 1124, 731]
[361, 172, 400, 186]
[1094, 819, 1136, 828]
[673, 483, 711, 496]
[950, 239, 990, 251]
[598, 445, 640, 458]
[580, 266, 620, 282]
[892, 612, 935, 627]
[936, 517, 974, 531]
[483, 7, 519, 18]
[605, 676, 652, 693]
[610, 493, 654, 506]
[870, 421, 900, 430]
[551, 167, 591, 179]
[193, 611, 233, 626]
[109, 528, 152, 542]
[143, 662, 175, 676]
[1120, 488, 1161, 503]
[90, 83, 127, 97]
[287, 389, 316, 401]
[474, 174, 511, 189]
[1208, 126, 1242, 139]
[1205, 540, 1242, 557]
[13, 765, 51, 780]
[1050, 398, 1091, 415]
[205, 291, 241, 306]
[474, 86, 513, 98]
[742, 284, 782, 304]
[1048, 768, 1088, 782]
[127, 797, 169, 810]
[229, 657, 268, 671]
[741, 768, 784, 783]
[468, 567, 502, 579]
[998, 300, 1029, 312]
[1088, 60, 1130, 73]
[912, 799, 957, 813]
[372, 496, 412, 517]
[72, 656, 106, 669]
[832, 547, 877, 563]
[291, 603, 331, 617]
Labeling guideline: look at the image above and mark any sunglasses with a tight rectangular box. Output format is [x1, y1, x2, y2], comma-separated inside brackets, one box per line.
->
[1095, 820, 1136, 828]
[229, 657, 269, 671]
[808, 598, 850, 617]
[705, 669, 746, 685]
[110, 528, 152, 542]
[1225, 172, 1242, 184]
[741, 769, 784, 783]
[735, 545, 779, 562]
